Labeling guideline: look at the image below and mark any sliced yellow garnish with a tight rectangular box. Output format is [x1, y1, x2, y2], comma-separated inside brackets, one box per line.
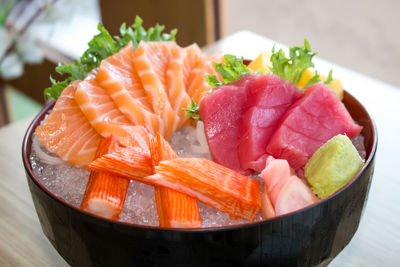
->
[297, 68, 344, 99]
[248, 51, 272, 74]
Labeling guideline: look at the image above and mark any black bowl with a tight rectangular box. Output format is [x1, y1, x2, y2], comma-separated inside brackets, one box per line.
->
[22, 91, 377, 267]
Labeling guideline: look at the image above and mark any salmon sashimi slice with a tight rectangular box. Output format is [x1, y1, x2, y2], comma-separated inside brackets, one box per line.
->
[96, 42, 164, 136]
[133, 41, 180, 138]
[150, 133, 201, 228]
[75, 78, 151, 149]
[87, 146, 153, 184]
[182, 44, 202, 85]
[35, 82, 101, 167]
[148, 158, 261, 221]
[165, 46, 193, 127]
[81, 136, 130, 219]
[187, 53, 224, 104]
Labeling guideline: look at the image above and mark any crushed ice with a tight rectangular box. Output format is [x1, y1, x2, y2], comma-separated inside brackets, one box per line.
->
[30, 125, 260, 228]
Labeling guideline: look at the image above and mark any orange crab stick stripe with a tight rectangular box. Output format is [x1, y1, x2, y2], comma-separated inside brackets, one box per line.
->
[87, 146, 153, 184]
[81, 136, 130, 219]
[150, 133, 201, 228]
[148, 158, 261, 221]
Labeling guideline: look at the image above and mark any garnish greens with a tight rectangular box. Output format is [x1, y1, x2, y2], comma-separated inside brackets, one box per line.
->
[304, 69, 334, 88]
[325, 69, 333, 84]
[44, 16, 177, 100]
[184, 99, 202, 121]
[205, 54, 251, 88]
[269, 39, 317, 85]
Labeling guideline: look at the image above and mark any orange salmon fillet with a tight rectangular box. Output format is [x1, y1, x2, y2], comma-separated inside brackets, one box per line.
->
[187, 53, 223, 104]
[81, 136, 130, 219]
[165, 45, 193, 127]
[35, 82, 101, 167]
[133, 41, 180, 138]
[149, 158, 261, 221]
[96, 42, 164, 136]
[75, 78, 151, 149]
[182, 44, 202, 86]
[150, 133, 201, 228]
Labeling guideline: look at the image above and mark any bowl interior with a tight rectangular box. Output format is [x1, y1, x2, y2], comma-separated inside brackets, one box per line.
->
[22, 90, 377, 230]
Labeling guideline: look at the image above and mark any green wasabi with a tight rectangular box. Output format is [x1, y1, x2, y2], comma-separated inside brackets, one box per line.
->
[305, 134, 364, 198]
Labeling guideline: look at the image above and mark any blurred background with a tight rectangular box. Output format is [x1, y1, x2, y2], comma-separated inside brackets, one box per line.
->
[0, 0, 398, 126]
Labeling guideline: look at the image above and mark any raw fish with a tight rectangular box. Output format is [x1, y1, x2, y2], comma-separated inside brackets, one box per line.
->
[238, 74, 302, 172]
[35, 82, 101, 167]
[199, 75, 257, 174]
[267, 83, 362, 170]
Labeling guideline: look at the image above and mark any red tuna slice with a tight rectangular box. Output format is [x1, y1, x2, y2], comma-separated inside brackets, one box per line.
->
[238, 74, 302, 172]
[266, 83, 363, 170]
[199, 74, 258, 174]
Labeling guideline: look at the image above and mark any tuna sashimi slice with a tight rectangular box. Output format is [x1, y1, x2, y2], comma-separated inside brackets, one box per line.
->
[133, 41, 181, 138]
[149, 158, 261, 221]
[150, 133, 201, 228]
[238, 74, 302, 172]
[199, 74, 257, 174]
[266, 83, 363, 170]
[96, 42, 165, 137]
[88, 146, 153, 184]
[35, 82, 101, 167]
[81, 136, 130, 219]
[75, 78, 150, 149]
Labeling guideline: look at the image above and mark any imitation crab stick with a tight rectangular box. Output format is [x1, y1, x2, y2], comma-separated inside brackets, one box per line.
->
[81, 136, 130, 219]
[88, 146, 153, 184]
[89, 145, 260, 221]
[150, 133, 201, 228]
[148, 158, 261, 221]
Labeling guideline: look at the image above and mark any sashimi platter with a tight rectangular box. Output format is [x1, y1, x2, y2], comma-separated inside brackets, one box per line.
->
[23, 16, 377, 266]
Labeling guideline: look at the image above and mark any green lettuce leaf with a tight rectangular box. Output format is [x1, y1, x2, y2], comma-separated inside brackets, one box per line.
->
[184, 99, 202, 121]
[206, 54, 251, 88]
[270, 39, 317, 85]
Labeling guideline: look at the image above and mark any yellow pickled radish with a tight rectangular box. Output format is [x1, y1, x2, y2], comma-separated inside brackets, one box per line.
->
[248, 51, 272, 74]
[297, 68, 316, 88]
[297, 68, 344, 99]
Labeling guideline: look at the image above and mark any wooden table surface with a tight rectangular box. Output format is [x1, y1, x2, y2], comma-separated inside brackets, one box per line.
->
[0, 31, 399, 266]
